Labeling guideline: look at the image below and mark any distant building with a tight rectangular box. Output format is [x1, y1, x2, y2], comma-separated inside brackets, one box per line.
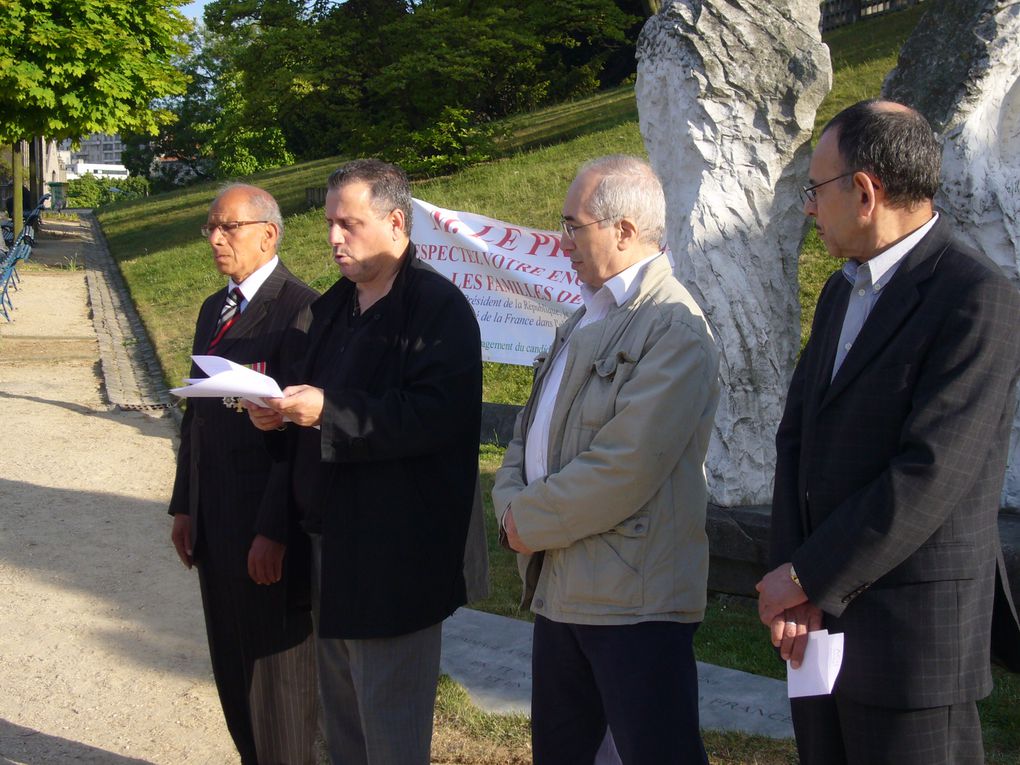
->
[65, 162, 130, 180]
[61, 133, 126, 165]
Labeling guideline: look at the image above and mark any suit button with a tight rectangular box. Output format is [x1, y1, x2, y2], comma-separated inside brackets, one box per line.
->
[534, 598, 544, 609]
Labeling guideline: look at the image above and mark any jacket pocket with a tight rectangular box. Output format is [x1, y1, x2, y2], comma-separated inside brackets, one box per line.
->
[578, 351, 636, 429]
[875, 542, 976, 587]
[557, 516, 648, 609]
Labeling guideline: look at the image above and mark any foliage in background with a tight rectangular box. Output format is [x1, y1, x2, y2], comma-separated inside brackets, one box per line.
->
[383, 107, 498, 178]
[0, 0, 188, 144]
[65, 174, 150, 209]
[125, 0, 642, 182]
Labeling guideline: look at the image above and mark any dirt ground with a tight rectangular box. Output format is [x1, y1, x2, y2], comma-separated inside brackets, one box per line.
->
[0, 235, 239, 763]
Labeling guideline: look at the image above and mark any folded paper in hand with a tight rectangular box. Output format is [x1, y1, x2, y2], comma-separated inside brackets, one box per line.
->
[169, 355, 283, 408]
[787, 629, 844, 698]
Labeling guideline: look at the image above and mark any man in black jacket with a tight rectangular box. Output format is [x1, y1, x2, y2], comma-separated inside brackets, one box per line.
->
[757, 101, 1020, 764]
[250, 160, 483, 765]
[169, 184, 319, 764]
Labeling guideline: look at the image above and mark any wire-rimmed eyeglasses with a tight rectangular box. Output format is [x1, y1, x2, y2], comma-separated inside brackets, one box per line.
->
[799, 171, 856, 204]
[201, 220, 269, 238]
[559, 216, 612, 241]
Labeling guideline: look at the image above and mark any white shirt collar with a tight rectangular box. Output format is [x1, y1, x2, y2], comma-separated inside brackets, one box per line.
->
[230, 255, 279, 302]
[843, 213, 939, 290]
[580, 250, 662, 311]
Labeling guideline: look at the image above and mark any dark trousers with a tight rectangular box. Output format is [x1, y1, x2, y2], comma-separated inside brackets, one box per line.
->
[197, 561, 318, 765]
[791, 692, 983, 765]
[531, 615, 708, 765]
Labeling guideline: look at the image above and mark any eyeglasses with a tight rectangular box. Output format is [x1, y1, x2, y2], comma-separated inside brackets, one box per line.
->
[201, 220, 269, 238]
[799, 171, 856, 204]
[560, 216, 612, 241]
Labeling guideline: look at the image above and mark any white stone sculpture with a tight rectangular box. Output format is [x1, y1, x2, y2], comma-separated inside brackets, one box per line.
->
[636, 0, 832, 506]
[885, 1, 1020, 506]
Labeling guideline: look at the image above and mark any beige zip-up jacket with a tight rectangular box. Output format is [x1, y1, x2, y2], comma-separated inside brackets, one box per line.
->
[493, 254, 720, 625]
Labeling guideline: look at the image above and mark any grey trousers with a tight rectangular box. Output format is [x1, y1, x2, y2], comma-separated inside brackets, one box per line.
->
[310, 535, 442, 765]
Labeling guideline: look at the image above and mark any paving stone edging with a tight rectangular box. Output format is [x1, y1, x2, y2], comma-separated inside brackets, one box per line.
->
[78, 211, 174, 414]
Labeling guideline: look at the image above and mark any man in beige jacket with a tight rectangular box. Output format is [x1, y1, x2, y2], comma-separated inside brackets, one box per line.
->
[493, 155, 719, 765]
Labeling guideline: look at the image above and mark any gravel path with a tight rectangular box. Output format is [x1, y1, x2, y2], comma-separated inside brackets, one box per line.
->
[0, 217, 238, 764]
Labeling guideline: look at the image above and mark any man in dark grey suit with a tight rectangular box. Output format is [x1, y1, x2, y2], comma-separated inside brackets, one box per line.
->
[169, 184, 319, 764]
[757, 100, 1020, 764]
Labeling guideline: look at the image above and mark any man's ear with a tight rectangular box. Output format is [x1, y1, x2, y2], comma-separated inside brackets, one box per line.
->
[261, 222, 279, 253]
[853, 171, 880, 221]
[617, 217, 639, 249]
[389, 208, 406, 239]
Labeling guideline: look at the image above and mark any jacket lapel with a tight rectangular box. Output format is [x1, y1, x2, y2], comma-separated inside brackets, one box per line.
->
[819, 219, 948, 410]
[543, 256, 672, 471]
[194, 285, 227, 357]
[214, 262, 290, 354]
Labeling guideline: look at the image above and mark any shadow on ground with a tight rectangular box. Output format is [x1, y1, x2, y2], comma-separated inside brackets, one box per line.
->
[0, 718, 154, 764]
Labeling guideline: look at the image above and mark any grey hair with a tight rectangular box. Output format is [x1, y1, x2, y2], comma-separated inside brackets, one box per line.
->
[214, 183, 285, 249]
[578, 155, 666, 247]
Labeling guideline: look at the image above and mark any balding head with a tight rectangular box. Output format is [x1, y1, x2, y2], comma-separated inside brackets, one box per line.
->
[205, 184, 283, 283]
[212, 183, 285, 249]
[576, 155, 666, 248]
[821, 99, 941, 208]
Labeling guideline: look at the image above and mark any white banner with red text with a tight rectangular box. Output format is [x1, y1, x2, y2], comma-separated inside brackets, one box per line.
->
[410, 198, 581, 366]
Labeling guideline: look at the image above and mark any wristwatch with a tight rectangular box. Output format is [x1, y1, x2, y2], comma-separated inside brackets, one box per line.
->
[789, 564, 802, 588]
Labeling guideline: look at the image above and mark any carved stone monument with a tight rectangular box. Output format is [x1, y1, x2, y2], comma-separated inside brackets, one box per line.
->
[884, 0, 1020, 506]
[635, 1, 832, 506]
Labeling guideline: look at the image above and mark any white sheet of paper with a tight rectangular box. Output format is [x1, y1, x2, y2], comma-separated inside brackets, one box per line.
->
[787, 629, 844, 698]
[170, 355, 284, 408]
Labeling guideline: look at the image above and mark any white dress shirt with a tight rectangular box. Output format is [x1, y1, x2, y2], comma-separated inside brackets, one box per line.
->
[229, 255, 279, 313]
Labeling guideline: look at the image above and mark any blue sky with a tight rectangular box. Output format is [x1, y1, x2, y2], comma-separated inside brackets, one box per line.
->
[180, 0, 211, 21]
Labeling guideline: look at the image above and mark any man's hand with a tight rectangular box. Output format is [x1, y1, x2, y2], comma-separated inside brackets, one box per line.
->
[246, 400, 285, 431]
[248, 534, 286, 585]
[267, 385, 325, 428]
[756, 562, 808, 625]
[503, 509, 534, 554]
[171, 513, 193, 569]
[770, 602, 824, 669]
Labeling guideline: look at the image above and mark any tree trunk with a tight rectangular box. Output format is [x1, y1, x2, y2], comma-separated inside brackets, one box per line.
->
[12, 142, 24, 239]
[28, 136, 39, 210]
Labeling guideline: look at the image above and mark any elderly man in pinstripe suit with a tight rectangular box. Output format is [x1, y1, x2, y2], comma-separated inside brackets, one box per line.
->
[757, 100, 1020, 765]
[170, 184, 319, 764]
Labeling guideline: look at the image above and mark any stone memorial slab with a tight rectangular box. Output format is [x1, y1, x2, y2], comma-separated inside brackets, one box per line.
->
[441, 607, 533, 714]
[441, 608, 794, 739]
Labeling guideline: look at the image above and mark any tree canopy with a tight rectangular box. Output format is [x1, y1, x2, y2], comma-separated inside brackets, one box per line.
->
[0, 0, 190, 144]
[129, 0, 644, 181]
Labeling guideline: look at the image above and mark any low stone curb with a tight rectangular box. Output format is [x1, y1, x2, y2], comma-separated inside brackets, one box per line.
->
[77, 211, 174, 414]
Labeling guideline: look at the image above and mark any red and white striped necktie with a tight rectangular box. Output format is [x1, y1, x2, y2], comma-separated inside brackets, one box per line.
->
[208, 287, 242, 352]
